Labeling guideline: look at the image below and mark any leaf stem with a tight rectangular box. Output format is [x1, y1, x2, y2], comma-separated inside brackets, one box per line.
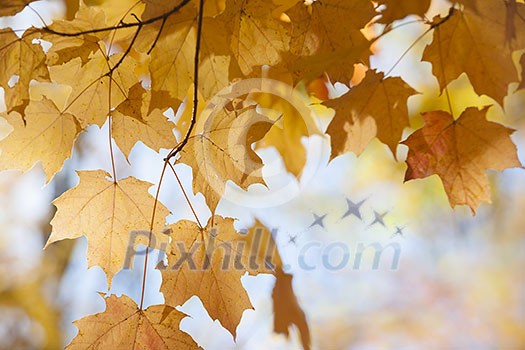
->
[139, 161, 168, 310]
[108, 77, 117, 183]
[436, 25, 454, 117]
[167, 162, 203, 229]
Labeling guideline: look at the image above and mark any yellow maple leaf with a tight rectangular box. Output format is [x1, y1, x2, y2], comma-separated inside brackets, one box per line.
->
[198, 17, 238, 100]
[45, 170, 170, 285]
[161, 216, 252, 337]
[42, 5, 108, 67]
[272, 267, 310, 350]
[457, 0, 525, 48]
[0, 0, 37, 16]
[0, 28, 49, 113]
[49, 51, 137, 127]
[45, 34, 100, 67]
[324, 70, 417, 159]
[68, 294, 197, 349]
[147, 3, 197, 104]
[403, 108, 522, 213]
[141, 0, 183, 20]
[63, 0, 79, 20]
[45, 4, 109, 37]
[376, 0, 431, 24]
[142, 0, 224, 20]
[284, 0, 373, 84]
[199, 0, 225, 17]
[83, 0, 144, 33]
[218, 0, 290, 75]
[287, 0, 373, 52]
[423, 2, 525, 104]
[112, 83, 176, 158]
[252, 89, 321, 177]
[144, 3, 236, 104]
[238, 219, 283, 275]
[0, 98, 81, 182]
[180, 102, 271, 214]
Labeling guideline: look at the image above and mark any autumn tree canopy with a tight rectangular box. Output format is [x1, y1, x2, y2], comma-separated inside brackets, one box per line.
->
[0, 0, 523, 348]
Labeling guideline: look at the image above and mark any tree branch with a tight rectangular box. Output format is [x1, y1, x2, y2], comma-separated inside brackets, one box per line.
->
[165, 0, 205, 161]
[42, 0, 190, 37]
[107, 24, 143, 76]
[139, 0, 205, 310]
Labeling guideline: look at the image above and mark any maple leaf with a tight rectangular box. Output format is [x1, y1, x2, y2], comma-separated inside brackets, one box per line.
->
[180, 102, 271, 214]
[45, 33, 100, 67]
[0, 0, 37, 17]
[288, 0, 373, 52]
[87, 0, 143, 25]
[0, 98, 81, 182]
[161, 216, 252, 337]
[141, 0, 174, 20]
[63, 0, 79, 20]
[42, 4, 109, 67]
[142, 0, 224, 20]
[49, 51, 137, 127]
[45, 3, 109, 36]
[324, 70, 417, 158]
[200, 0, 226, 17]
[274, 0, 301, 13]
[68, 294, 197, 349]
[235, 218, 311, 350]
[112, 83, 176, 158]
[403, 108, 521, 213]
[376, 0, 431, 24]
[423, 2, 524, 104]
[45, 170, 170, 285]
[146, 3, 197, 104]
[218, 0, 290, 75]
[458, 0, 525, 48]
[284, 0, 373, 84]
[239, 219, 283, 275]
[145, 6, 235, 104]
[272, 267, 310, 350]
[252, 90, 321, 177]
[0, 28, 49, 113]
[198, 17, 239, 100]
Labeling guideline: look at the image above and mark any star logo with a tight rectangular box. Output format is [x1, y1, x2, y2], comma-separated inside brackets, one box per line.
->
[309, 213, 327, 229]
[369, 210, 388, 228]
[390, 226, 405, 238]
[341, 198, 365, 220]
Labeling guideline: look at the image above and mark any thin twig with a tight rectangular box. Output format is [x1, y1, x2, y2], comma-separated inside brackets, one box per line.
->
[164, 0, 205, 161]
[147, 17, 167, 55]
[375, 18, 426, 41]
[107, 24, 143, 75]
[167, 161, 203, 229]
[138, 0, 205, 310]
[139, 161, 168, 310]
[42, 0, 190, 37]
[383, 7, 455, 77]
[107, 81, 117, 183]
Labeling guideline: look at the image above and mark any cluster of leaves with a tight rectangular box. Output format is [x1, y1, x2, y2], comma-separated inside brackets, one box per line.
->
[0, 0, 524, 348]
